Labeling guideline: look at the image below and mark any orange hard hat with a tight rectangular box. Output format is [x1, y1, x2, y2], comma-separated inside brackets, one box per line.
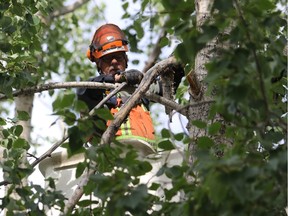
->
[87, 24, 129, 62]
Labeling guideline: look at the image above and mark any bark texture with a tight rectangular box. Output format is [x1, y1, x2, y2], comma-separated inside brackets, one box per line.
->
[188, 0, 215, 137]
[188, 0, 232, 163]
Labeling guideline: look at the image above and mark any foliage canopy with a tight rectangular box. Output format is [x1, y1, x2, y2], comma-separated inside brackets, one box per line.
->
[0, 0, 287, 215]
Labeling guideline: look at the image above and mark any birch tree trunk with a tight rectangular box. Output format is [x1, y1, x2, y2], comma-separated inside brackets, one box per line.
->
[187, 0, 214, 142]
[15, 95, 34, 142]
[187, 0, 216, 162]
[188, 0, 233, 163]
[5, 95, 34, 209]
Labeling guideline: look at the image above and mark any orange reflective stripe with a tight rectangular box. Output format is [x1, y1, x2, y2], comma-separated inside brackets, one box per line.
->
[92, 41, 128, 59]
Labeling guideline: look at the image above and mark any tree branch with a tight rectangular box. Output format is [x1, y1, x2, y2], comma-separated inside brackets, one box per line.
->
[142, 25, 167, 73]
[50, 0, 90, 19]
[0, 81, 188, 117]
[63, 56, 180, 213]
[0, 82, 116, 101]
[0, 83, 127, 187]
[36, 0, 90, 24]
[101, 57, 179, 144]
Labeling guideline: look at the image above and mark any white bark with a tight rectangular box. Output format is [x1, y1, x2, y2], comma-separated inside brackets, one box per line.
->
[15, 95, 34, 142]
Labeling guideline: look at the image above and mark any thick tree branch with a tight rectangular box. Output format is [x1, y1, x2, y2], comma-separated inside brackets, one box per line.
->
[101, 56, 179, 144]
[63, 56, 180, 213]
[0, 82, 188, 116]
[0, 82, 116, 101]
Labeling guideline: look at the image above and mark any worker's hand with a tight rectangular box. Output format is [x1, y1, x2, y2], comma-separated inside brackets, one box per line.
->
[115, 69, 143, 85]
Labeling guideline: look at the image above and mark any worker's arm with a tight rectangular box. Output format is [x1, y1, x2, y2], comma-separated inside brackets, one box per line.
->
[76, 75, 115, 111]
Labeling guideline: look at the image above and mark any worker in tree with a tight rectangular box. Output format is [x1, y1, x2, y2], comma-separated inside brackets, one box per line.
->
[77, 23, 183, 156]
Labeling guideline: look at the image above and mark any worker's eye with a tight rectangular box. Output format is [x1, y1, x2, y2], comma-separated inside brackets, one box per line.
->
[101, 55, 125, 63]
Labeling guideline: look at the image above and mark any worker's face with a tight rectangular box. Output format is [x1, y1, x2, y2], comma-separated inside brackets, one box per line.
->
[98, 52, 127, 76]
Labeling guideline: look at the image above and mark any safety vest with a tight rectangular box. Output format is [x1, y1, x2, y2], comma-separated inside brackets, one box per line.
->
[107, 104, 155, 145]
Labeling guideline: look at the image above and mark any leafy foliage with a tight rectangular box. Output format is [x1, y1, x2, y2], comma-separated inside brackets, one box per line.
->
[0, 0, 287, 215]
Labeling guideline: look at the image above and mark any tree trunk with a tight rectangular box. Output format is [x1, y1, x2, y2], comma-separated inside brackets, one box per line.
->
[187, 0, 214, 159]
[5, 94, 34, 210]
[15, 95, 34, 142]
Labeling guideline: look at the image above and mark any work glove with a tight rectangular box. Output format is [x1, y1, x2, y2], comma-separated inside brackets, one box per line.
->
[120, 69, 143, 85]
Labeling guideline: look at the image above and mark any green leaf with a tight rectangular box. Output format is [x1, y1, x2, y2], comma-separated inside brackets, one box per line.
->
[94, 108, 114, 120]
[0, 118, 6, 126]
[192, 120, 207, 129]
[0, 16, 12, 28]
[213, 0, 234, 11]
[135, 161, 152, 175]
[13, 138, 29, 149]
[78, 199, 99, 207]
[174, 132, 184, 141]
[52, 93, 75, 110]
[122, 2, 129, 10]
[76, 162, 86, 178]
[165, 165, 183, 179]
[0, 42, 12, 52]
[158, 139, 175, 150]
[13, 125, 23, 137]
[134, 20, 144, 39]
[156, 165, 166, 177]
[197, 136, 214, 149]
[17, 110, 30, 121]
[149, 182, 161, 191]
[119, 184, 148, 209]
[160, 128, 171, 138]
[254, 0, 274, 10]
[159, 36, 169, 48]
[68, 126, 85, 155]
[208, 122, 221, 135]
[2, 129, 9, 138]
[198, 25, 219, 43]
